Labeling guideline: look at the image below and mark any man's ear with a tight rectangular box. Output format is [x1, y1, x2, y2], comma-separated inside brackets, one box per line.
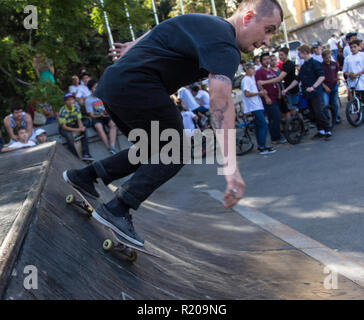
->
[242, 10, 255, 26]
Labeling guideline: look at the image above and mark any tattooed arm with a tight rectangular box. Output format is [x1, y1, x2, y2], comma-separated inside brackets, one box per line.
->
[208, 73, 246, 208]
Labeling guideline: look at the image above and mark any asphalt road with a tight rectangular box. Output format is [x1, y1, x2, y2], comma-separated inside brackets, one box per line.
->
[180, 93, 364, 266]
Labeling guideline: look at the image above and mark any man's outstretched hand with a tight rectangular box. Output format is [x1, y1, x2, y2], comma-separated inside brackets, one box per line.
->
[108, 42, 134, 61]
[223, 169, 246, 209]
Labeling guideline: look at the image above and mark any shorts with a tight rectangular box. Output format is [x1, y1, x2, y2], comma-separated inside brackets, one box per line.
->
[286, 93, 299, 110]
[91, 116, 111, 127]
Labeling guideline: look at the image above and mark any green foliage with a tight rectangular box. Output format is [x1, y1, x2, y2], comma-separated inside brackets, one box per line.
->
[0, 0, 243, 128]
[25, 81, 65, 112]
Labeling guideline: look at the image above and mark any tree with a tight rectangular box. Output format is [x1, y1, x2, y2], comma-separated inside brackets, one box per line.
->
[0, 0, 153, 139]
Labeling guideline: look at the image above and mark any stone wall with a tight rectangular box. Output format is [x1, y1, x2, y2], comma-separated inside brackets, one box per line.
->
[288, 2, 364, 45]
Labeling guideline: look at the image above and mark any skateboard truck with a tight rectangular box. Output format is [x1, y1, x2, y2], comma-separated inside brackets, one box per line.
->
[102, 234, 138, 262]
[65, 192, 141, 262]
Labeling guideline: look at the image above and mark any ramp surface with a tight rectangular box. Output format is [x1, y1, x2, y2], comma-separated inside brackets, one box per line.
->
[2, 143, 364, 299]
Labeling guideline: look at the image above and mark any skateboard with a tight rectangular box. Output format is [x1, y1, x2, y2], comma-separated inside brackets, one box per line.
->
[65, 186, 160, 262]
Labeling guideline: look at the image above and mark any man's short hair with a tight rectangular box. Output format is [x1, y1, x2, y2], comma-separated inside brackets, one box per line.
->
[14, 126, 26, 135]
[10, 102, 23, 113]
[87, 79, 97, 90]
[350, 39, 362, 47]
[260, 52, 270, 63]
[237, 0, 283, 22]
[191, 86, 199, 93]
[279, 47, 289, 55]
[322, 49, 331, 59]
[346, 32, 357, 41]
[80, 72, 89, 79]
[298, 44, 311, 54]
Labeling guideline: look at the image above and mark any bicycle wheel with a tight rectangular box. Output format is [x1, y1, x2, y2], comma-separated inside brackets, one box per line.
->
[346, 99, 363, 127]
[236, 130, 254, 156]
[284, 116, 304, 145]
[323, 105, 335, 130]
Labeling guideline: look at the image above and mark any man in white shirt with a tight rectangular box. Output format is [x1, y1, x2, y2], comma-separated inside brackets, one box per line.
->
[311, 41, 335, 63]
[177, 87, 199, 112]
[192, 87, 210, 111]
[76, 72, 92, 110]
[191, 85, 210, 127]
[68, 75, 80, 95]
[343, 33, 358, 59]
[177, 104, 198, 137]
[328, 34, 338, 61]
[241, 62, 276, 155]
[343, 40, 364, 92]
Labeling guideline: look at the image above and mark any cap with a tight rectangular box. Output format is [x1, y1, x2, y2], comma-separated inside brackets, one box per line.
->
[245, 61, 255, 69]
[35, 128, 46, 137]
[64, 92, 75, 101]
[311, 41, 321, 48]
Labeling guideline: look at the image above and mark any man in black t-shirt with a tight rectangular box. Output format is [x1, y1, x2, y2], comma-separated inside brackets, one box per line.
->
[63, 1, 283, 247]
[257, 47, 299, 120]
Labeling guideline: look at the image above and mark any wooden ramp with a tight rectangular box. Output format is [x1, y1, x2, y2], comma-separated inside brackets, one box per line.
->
[2, 143, 364, 299]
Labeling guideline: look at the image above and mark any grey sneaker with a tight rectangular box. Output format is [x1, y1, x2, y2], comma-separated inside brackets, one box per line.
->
[108, 146, 117, 155]
[279, 137, 287, 144]
[93, 204, 145, 247]
[82, 154, 94, 161]
[63, 169, 99, 198]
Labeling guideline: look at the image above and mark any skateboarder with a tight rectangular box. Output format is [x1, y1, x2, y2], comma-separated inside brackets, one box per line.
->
[63, 0, 283, 247]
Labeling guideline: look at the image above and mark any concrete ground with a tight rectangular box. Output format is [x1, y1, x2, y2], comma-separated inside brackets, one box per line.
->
[180, 93, 364, 268]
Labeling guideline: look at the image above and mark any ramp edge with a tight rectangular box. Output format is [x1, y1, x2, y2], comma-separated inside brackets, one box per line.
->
[0, 142, 57, 297]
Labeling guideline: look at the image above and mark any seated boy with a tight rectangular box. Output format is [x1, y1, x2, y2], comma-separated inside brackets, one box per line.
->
[1, 126, 36, 152]
[34, 128, 47, 144]
[58, 92, 94, 161]
[36, 101, 57, 125]
[85, 80, 117, 154]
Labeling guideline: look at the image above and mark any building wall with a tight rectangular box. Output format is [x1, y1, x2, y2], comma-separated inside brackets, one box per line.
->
[281, 0, 364, 44]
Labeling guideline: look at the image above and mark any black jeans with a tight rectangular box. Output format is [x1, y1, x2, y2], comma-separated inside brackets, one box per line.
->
[305, 92, 330, 132]
[59, 124, 90, 157]
[93, 102, 186, 210]
[263, 101, 282, 142]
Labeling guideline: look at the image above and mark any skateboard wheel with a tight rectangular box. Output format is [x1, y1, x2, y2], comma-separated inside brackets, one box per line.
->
[127, 251, 138, 262]
[65, 194, 74, 204]
[103, 239, 113, 251]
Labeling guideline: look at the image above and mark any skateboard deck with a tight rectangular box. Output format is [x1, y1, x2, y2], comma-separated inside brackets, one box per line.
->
[65, 185, 160, 262]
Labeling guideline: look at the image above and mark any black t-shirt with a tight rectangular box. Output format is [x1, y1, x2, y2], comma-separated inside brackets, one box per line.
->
[95, 14, 241, 107]
[282, 60, 299, 94]
[297, 58, 325, 96]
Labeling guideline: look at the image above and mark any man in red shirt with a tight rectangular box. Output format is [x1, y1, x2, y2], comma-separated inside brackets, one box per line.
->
[256, 52, 286, 144]
[321, 49, 341, 123]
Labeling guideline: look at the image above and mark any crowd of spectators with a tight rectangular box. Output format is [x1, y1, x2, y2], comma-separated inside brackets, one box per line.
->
[1, 64, 118, 160]
[239, 31, 364, 154]
[1, 31, 363, 160]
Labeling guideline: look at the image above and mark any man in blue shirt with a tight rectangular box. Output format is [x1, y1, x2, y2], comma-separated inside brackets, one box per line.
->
[283, 44, 332, 140]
